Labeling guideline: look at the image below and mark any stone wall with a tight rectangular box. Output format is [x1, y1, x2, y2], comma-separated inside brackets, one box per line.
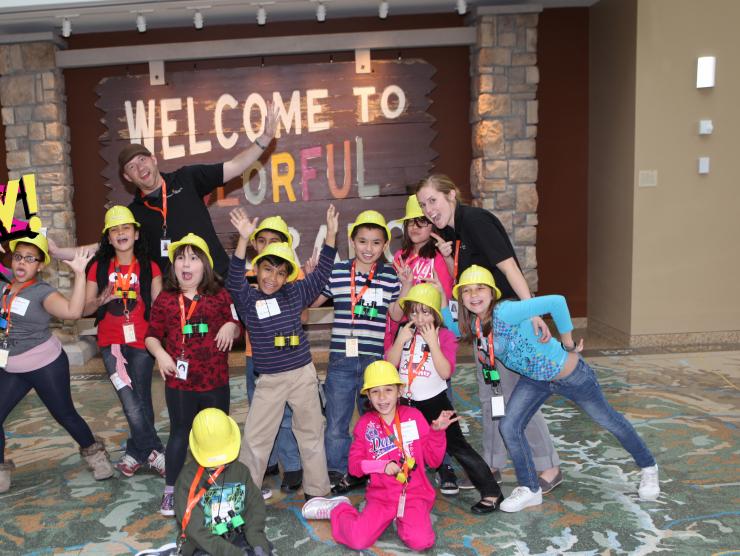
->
[470, 7, 540, 291]
[0, 40, 78, 340]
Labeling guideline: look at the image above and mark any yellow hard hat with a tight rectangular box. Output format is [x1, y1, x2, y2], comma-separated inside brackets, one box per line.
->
[349, 210, 391, 242]
[249, 215, 292, 247]
[452, 264, 502, 300]
[361, 360, 405, 395]
[102, 205, 140, 234]
[189, 408, 241, 467]
[168, 233, 214, 269]
[399, 283, 442, 319]
[10, 232, 51, 265]
[400, 195, 424, 221]
[251, 241, 298, 282]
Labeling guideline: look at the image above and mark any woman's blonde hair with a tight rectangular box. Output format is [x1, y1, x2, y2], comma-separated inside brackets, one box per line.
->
[415, 174, 462, 200]
[457, 286, 496, 342]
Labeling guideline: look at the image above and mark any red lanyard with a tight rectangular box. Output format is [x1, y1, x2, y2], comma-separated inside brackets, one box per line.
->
[475, 317, 495, 368]
[180, 465, 225, 539]
[114, 258, 137, 317]
[453, 240, 461, 279]
[1, 279, 36, 335]
[178, 293, 199, 344]
[350, 260, 376, 325]
[405, 335, 429, 398]
[142, 177, 168, 236]
[379, 410, 414, 479]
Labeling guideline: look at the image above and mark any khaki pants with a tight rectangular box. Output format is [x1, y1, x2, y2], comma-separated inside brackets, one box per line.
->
[238, 363, 331, 497]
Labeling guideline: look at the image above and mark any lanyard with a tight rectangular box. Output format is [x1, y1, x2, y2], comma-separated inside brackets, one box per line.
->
[350, 260, 376, 326]
[378, 410, 414, 480]
[114, 257, 137, 319]
[1, 279, 36, 336]
[180, 465, 226, 540]
[404, 334, 429, 398]
[453, 240, 461, 279]
[142, 177, 168, 237]
[475, 317, 495, 368]
[178, 293, 200, 345]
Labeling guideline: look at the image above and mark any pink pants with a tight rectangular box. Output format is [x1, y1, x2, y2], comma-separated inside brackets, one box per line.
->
[330, 498, 435, 551]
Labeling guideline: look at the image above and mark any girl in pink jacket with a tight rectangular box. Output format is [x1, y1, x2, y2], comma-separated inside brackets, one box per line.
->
[301, 361, 456, 551]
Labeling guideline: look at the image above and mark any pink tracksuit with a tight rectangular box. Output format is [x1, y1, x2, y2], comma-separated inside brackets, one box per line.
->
[330, 404, 447, 551]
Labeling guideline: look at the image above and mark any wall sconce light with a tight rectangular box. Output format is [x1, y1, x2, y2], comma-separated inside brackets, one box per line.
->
[136, 13, 147, 33]
[379, 1, 389, 19]
[193, 10, 204, 30]
[456, 0, 467, 15]
[317, 2, 326, 22]
[257, 5, 267, 25]
[696, 56, 716, 88]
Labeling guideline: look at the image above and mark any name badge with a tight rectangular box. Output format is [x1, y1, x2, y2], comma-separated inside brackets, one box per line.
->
[256, 298, 281, 319]
[0, 348, 8, 368]
[362, 288, 384, 306]
[400, 420, 420, 443]
[10, 297, 30, 317]
[230, 303, 239, 321]
[122, 323, 136, 344]
[448, 300, 459, 321]
[110, 372, 129, 391]
[160, 238, 171, 258]
[175, 358, 189, 380]
[491, 395, 506, 418]
[345, 337, 359, 357]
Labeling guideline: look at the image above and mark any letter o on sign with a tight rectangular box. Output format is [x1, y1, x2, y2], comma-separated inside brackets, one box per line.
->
[380, 85, 406, 120]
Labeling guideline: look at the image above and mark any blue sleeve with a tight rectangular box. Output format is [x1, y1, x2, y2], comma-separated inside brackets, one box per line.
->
[296, 244, 337, 307]
[497, 295, 574, 334]
[442, 306, 460, 337]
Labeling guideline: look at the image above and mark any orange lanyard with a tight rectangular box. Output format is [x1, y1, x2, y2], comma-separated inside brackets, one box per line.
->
[114, 258, 137, 317]
[178, 293, 200, 344]
[379, 410, 414, 478]
[180, 465, 226, 539]
[1, 279, 36, 335]
[142, 177, 168, 236]
[453, 240, 461, 279]
[475, 317, 495, 368]
[350, 260, 376, 325]
[404, 334, 429, 398]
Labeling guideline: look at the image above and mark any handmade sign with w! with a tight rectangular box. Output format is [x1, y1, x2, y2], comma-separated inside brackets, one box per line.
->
[96, 60, 437, 261]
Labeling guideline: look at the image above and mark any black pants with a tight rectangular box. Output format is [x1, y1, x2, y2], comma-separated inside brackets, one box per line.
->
[401, 390, 502, 498]
[164, 385, 229, 486]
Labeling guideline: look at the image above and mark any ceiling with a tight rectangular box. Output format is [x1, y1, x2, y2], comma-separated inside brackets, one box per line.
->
[0, 0, 596, 37]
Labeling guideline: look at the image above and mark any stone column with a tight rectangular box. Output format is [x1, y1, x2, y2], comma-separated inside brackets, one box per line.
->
[470, 6, 540, 291]
[1, 38, 79, 342]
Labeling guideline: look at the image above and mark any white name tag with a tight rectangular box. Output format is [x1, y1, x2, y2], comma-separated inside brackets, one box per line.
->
[491, 395, 506, 417]
[175, 358, 189, 380]
[10, 297, 30, 316]
[0, 348, 8, 368]
[256, 298, 281, 319]
[362, 288, 384, 306]
[160, 239, 171, 258]
[110, 372, 129, 391]
[122, 323, 137, 344]
[400, 420, 420, 443]
[448, 300, 459, 321]
[230, 303, 239, 321]
[345, 337, 359, 357]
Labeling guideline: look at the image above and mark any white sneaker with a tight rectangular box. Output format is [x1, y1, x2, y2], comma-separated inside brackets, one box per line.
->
[500, 486, 543, 513]
[301, 496, 350, 520]
[638, 465, 660, 501]
[261, 487, 273, 500]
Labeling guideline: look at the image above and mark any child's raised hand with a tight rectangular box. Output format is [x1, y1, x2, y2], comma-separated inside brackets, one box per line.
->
[418, 322, 439, 347]
[394, 259, 413, 289]
[229, 207, 259, 241]
[215, 322, 239, 352]
[303, 247, 319, 275]
[431, 410, 459, 431]
[430, 232, 454, 259]
[325, 204, 339, 247]
[384, 461, 402, 476]
[62, 247, 93, 274]
[398, 320, 415, 345]
[262, 101, 278, 142]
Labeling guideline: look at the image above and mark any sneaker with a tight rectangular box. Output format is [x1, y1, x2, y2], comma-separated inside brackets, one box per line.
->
[638, 465, 660, 501]
[538, 469, 563, 495]
[135, 542, 178, 556]
[331, 473, 367, 495]
[457, 475, 475, 490]
[499, 486, 543, 513]
[328, 470, 344, 489]
[261, 487, 273, 500]
[301, 496, 350, 520]
[264, 463, 279, 478]
[115, 454, 142, 478]
[436, 465, 459, 496]
[281, 469, 303, 492]
[160, 492, 175, 516]
[147, 450, 166, 478]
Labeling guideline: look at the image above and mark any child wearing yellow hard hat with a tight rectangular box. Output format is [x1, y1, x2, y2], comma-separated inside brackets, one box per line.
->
[174, 408, 272, 556]
[84, 205, 166, 480]
[301, 361, 456, 552]
[226, 205, 338, 501]
[451, 265, 660, 512]
[385, 283, 503, 514]
[144, 233, 243, 516]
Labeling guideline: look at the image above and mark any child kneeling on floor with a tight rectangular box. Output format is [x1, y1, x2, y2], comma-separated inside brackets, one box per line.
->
[301, 361, 456, 552]
[175, 408, 272, 556]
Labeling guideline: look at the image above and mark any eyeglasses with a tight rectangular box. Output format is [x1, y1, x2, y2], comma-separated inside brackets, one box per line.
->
[12, 254, 41, 263]
[408, 217, 431, 228]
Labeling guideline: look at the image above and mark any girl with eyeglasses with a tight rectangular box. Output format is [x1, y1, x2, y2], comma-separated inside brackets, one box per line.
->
[0, 233, 114, 494]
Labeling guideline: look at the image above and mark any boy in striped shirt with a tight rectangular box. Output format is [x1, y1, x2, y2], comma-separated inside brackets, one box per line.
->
[226, 205, 338, 501]
[311, 210, 412, 493]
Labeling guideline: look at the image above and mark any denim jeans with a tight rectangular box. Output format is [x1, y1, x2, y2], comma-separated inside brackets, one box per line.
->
[246, 357, 301, 472]
[102, 345, 164, 463]
[500, 358, 656, 491]
[324, 353, 375, 474]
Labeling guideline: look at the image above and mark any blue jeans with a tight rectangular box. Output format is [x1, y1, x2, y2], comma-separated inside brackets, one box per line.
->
[246, 357, 301, 472]
[102, 345, 164, 463]
[324, 353, 375, 474]
[500, 358, 656, 491]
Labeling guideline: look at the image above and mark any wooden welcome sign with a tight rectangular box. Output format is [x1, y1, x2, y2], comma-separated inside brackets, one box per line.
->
[96, 60, 437, 262]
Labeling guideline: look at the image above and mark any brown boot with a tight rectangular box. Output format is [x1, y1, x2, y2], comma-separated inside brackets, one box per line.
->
[0, 460, 15, 493]
[80, 438, 114, 480]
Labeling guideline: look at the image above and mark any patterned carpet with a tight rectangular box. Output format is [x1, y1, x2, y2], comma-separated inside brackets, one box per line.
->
[1, 350, 739, 555]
